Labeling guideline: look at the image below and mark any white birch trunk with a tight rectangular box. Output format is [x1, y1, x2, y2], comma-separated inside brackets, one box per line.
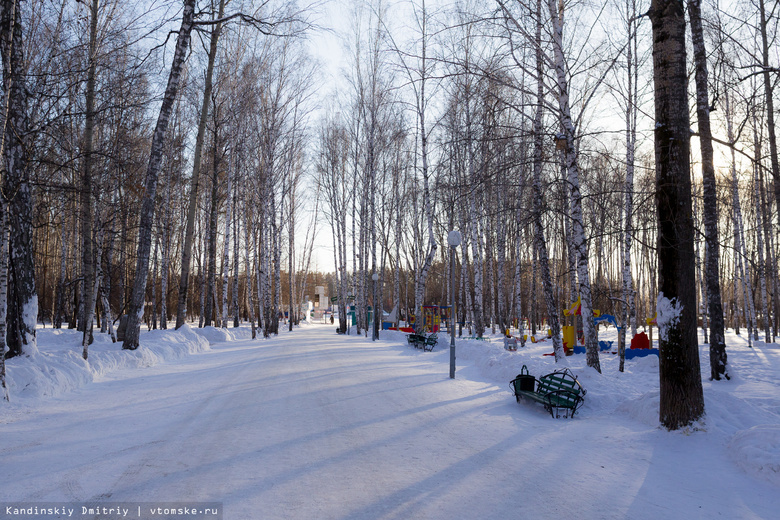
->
[412, 16, 438, 335]
[351, 163, 359, 334]
[232, 186, 239, 328]
[496, 185, 507, 334]
[198, 214, 206, 328]
[100, 281, 116, 343]
[221, 157, 232, 328]
[358, 189, 366, 334]
[205, 163, 218, 327]
[463, 88, 484, 337]
[244, 198, 256, 339]
[394, 157, 401, 328]
[84, 224, 107, 359]
[175, 0, 226, 329]
[261, 189, 272, 337]
[273, 199, 282, 334]
[514, 206, 526, 348]
[694, 191, 708, 345]
[54, 190, 68, 329]
[548, 0, 599, 370]
[160, 162, 172, 330]
[751, 106, 771, 342]
[286, 143, 296, 331]
[0, 208, 9, 400]
[725, 87, 757, 344]
[486, 231, 495, 335]
[100, 210, 116, 341]
[254, 222, 262, 331]
[620, 1, 638, 368]
[255, 217, 264, 333]
[459, 211, 475, 335]
[339, 192, 348, 332]
[151, 233, 159, 331]
[533, 0, 563, 359]
[123, 0, 196, 349]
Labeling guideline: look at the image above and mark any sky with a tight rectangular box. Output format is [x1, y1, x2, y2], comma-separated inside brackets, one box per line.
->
[303, 0, 353, 274]
[295, 0, 754, 275]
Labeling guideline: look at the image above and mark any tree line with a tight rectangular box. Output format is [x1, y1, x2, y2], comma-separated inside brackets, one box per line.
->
[317, 0, 778, 429]
[1, 0, 778, 430]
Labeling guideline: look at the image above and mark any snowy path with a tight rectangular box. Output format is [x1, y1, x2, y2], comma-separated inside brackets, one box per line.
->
[2, 324, 776, 519]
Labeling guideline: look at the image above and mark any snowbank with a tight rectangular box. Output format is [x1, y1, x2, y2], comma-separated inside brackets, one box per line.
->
[387, 326, 780, 487]
[193, 325, 254, 344]
[729, 425, 780, 487]
[3, 324, 210, 401]
[5, 321, 779, 493]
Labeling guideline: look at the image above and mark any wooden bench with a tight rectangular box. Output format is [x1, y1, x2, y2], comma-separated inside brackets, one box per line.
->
[406, 333, 438, 351]
[509, 366, 586, 418]
[407, 333, 425, 347]
[421, 333, 438, 351]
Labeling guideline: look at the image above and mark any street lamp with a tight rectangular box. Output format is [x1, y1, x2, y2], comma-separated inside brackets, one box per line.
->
[447, 230, 462, 379]
[372, 272, 379, 341]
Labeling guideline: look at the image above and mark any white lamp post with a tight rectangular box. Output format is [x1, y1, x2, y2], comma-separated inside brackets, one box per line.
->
[447, 230, 462, 379]
[372, 272, 379, 341]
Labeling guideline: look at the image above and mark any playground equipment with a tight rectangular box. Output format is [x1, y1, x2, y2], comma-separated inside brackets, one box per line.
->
[645, 313, 658, 346]
[594, 314, 619, 328]
[626, 330, 659, 359]
[559, 298, 659, 360]
[563, 295, 604, 320]
[422, 305, 441, 333]
[562, 325, 576, 351]
[417, 305, 457, 333]
[625, 323, 659, 359]
[573, 341, 614, 354]
[625, 347, 659, 359]
[561, 296, 622, 356]
[562, 296, 607, 353]
[563, 296, 581, 317]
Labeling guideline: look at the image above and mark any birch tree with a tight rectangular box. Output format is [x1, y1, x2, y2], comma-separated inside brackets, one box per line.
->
[79, 0, 99, 355]
[756, 0, 780, 231]
[613, 0, 642, 371]
[1, 0, 38, 357]
[220, 148, 233, 328]
[499, 0, 566, 358]
[390, 0, 437, 334]
[546, 0, 600, 371]
[0, 209, 7, 400]
[722, 78, 757, 345]
[749, 93, 773, 342]
[688, 0, 727, 380]
[320, 113, 353, 333]
[123, 0, 196, 349]
[176, 0, 226, 330]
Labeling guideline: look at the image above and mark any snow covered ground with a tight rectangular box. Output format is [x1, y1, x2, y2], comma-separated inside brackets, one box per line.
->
[1, 321, 778, 519]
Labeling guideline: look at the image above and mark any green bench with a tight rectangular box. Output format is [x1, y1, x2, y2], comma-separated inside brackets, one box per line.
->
[406, 333, 424, 347]
[406, 333, 438, 351]
[509, 365, 586, 418]
[421, 333, 438, 351]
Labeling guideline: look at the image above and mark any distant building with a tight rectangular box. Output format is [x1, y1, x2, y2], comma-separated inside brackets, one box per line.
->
[313, 286, 328, 319]
[314, 286, 328, 308]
